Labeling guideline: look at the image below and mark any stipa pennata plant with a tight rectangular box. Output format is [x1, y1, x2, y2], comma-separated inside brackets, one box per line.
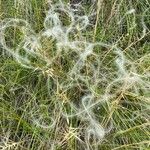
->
[0, 0, 150, 150]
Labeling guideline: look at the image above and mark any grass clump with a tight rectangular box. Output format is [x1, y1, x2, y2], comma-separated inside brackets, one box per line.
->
[0, 0, 150, 150]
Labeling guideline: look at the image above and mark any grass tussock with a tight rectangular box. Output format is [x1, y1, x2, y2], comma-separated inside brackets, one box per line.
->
[0, 0, 150, 150]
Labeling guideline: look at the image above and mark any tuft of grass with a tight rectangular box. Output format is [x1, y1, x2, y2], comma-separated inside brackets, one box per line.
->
[0, 0, 150, 150]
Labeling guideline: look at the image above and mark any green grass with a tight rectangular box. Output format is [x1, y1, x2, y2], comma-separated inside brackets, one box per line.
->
[0, 0, 150, 150]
